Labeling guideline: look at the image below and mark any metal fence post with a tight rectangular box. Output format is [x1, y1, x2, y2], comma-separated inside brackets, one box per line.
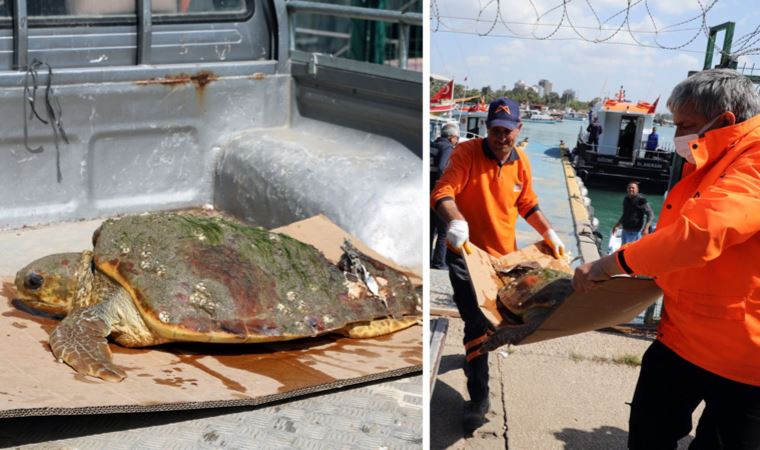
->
[12, 0, 28, 70]
[398, 23, 409, 70]
[137, 0, 152, 65]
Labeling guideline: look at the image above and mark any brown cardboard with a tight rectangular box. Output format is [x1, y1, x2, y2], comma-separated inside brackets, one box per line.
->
[463, 240, 662, 346]
[0, 215, 421, 417]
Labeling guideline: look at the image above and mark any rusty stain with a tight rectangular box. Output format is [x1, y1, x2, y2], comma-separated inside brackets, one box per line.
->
[109, 345, 151, 356]
[169, 351, 248, 393]
[248, 72, 266, 80]
[158, 332, 420, 394]
[135, 71, 218, 91]
[3, 305, 58, 334]
[2, 281, 18, 306]
[154, 376, 199, 388]
[11, 322, 27, 329]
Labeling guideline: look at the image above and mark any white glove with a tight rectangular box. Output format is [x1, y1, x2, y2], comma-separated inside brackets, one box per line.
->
[446, 219, 469, 251]
[542, 229, 566, 259]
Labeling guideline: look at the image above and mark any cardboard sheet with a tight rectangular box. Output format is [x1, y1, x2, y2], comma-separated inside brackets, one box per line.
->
[463, 240, 662, 346]
[0, 215, 421, 417]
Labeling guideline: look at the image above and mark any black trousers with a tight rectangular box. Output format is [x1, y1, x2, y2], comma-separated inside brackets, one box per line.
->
[446, 251, 493, 403]
[430, 209, 448, 268]
[629, 340, 760, 450]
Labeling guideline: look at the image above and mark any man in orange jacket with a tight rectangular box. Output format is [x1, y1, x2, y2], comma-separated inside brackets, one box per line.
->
[573, 69, 760, 449]
[431, 97, 566, 431]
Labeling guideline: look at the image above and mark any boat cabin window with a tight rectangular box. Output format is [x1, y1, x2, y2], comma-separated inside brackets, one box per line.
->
[618, 116, 638, 158]
[467, 117, 479, 137]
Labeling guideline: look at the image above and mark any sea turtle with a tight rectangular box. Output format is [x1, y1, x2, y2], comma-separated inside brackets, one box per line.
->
[14, 212, 421, 382]
[480, 266, 573, 352]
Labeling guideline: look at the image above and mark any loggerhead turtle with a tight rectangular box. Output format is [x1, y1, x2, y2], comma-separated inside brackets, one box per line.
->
[480, 266, 573, 352]
[14, 212, 421, 382]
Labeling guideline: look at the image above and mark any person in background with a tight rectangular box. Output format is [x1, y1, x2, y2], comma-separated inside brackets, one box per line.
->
[431, 97, 566, 432]
[612, 181, 653, 244]
[587, 117, 603, 152]
[620, 120, 636, 157]
[573, 68, 760, 449]
[645, 126, 659, 151]
[430, 122, 459, 269]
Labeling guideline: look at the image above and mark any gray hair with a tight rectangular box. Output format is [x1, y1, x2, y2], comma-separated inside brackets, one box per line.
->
[667, 68, 760, 123]
[441, 123, 460, 138]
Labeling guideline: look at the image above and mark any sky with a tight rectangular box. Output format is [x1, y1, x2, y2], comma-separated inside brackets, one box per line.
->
[430, 0, 760, 112]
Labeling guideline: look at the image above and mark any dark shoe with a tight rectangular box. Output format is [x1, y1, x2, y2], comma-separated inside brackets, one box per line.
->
[463, 398, 490, 431]
[430, 263, 449, 270]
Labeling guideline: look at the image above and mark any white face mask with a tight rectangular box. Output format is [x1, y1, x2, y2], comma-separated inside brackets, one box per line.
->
[673, 114, 723, 164]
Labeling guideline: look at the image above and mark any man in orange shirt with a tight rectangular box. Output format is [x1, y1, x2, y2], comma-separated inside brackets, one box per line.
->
[431, 97, 566, 431]
[573, 69, 760, 449]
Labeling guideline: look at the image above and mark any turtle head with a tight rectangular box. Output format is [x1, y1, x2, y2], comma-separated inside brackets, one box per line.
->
[14, 251, 93, 315]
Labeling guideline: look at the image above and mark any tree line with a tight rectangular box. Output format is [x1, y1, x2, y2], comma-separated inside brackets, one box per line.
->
[431, 78, 598, 112]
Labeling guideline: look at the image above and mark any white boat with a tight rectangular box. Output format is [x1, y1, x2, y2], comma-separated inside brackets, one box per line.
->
[571, 86, 674, 191]
[523, 113, 557, 124]
[522, 109, 557, 124]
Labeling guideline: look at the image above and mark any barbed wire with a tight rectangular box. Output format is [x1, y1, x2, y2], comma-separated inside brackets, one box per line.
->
[430, 0, 760, 59]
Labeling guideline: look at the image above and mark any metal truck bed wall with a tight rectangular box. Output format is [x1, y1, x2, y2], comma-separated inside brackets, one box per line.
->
[0, 0, 423, 268]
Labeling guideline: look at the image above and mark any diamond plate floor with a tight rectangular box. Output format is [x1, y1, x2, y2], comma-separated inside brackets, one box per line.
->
[0, 376, 422, 449]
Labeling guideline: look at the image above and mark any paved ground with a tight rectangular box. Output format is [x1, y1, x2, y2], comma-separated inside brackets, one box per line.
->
[430, 268, 701, 450]
[0, 375, 422, 449]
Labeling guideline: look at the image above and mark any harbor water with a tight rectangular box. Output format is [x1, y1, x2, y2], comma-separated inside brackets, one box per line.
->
[519, 120, 669, 253]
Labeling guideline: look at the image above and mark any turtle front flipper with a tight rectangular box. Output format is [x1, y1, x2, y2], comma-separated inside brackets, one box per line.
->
[480, 321, 542, 353]
[49, 305, 126, 382]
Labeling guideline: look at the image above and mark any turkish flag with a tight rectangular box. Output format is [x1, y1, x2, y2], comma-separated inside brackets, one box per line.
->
[648, 96, 660, 114]
[431, 80, 454, 102]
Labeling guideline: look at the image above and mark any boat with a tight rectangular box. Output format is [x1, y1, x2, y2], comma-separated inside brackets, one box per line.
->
[564, 111, 587, 121]
[429, 77, 485, 140]
[571, 86, 674, 192]
[522, 109, 557, 124]
[454, 99, 489, 139]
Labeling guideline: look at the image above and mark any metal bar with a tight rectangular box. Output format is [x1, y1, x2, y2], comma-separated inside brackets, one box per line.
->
[12, 0, 28, 69]
[290, 49, 421, 83]
[720, 21, 735, 68]
[703, 28, 716, 70]
[429, 318, 449, 397]
[295, 27, 350, 40]
[289, 10, 296, 52]
[0, 60, 278, 87]
[137, 0, 152, 64]
[286, 1, 422, 26]
[398, 24, 409, 70]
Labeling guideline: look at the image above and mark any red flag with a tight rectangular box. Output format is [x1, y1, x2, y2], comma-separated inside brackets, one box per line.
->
[431, 80, 454, 102]
[648, 96, 660, 114]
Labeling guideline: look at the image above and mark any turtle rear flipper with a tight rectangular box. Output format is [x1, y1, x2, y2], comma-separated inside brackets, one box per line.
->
[339, 316, 420, 338]
[49, 306, 126, 382]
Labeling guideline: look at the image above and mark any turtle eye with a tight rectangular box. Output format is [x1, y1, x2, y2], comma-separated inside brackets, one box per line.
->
[25, 273, 44, 291]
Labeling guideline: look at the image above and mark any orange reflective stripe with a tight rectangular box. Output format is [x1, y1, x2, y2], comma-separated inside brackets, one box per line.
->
[465, 347, 483, 362]
[464, 333, 489, 351]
